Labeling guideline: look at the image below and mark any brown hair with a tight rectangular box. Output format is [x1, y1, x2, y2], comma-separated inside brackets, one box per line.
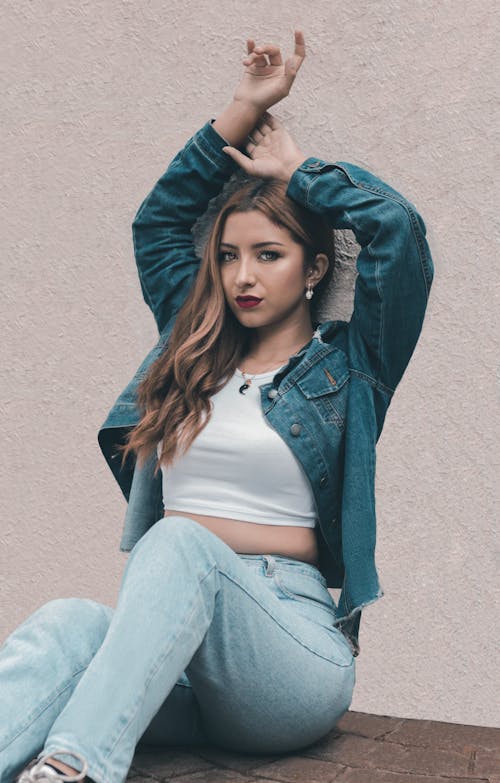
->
[116, 174, 337, 476]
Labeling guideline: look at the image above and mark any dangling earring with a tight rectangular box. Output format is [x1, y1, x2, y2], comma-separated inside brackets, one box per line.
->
[305, 282, 314, 300]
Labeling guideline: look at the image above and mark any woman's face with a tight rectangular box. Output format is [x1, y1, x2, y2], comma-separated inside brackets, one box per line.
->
[219, 209, 312, 330]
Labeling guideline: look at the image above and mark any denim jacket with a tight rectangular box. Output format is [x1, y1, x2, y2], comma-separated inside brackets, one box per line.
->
[98, 118, 434, 655]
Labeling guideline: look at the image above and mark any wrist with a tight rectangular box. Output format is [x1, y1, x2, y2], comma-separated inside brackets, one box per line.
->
[282, 156, 309, 183]
[232, 96, 268, 113]
[212, 100, 263, 150]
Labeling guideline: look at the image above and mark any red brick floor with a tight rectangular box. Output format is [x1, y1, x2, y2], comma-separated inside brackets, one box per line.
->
[128, 710, 500, 782]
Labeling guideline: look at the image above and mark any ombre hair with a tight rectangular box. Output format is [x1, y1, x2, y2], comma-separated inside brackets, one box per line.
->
[117, 174, 337, 475]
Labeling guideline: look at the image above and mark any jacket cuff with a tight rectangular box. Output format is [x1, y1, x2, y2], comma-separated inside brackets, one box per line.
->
[188, 118, 240, 172]
[285, 157, 342, 206]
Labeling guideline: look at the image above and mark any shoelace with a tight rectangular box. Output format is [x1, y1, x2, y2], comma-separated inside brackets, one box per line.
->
[19, 750, 88, 782]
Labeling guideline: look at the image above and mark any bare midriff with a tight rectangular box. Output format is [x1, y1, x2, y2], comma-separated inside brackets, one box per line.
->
[163, 509, 319, 565]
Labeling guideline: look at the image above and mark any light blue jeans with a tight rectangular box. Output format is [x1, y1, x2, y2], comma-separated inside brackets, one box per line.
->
[0, 516, 355, 783]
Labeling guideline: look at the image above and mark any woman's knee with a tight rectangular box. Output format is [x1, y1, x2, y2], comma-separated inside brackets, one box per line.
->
[131, 515, 220, 560]
[32, 597, 113, 654]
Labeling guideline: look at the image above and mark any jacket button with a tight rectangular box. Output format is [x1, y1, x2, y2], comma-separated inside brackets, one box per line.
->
[290, 423, 302, 436]
[267, 388, 278, 399]
[320, 475, 328, 487]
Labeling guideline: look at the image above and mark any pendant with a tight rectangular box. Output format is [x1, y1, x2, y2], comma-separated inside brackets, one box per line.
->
[239, 382, 251, 394]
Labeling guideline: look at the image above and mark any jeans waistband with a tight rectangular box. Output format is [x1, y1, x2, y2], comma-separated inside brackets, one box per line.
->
[237, 553, 322, 580]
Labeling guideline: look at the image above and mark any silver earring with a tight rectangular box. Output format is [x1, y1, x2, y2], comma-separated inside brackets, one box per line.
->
[305, 283, 314, 300]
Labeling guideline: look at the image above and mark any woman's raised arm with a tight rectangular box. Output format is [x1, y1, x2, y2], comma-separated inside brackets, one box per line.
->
[224, 111, 434, 398]
[131, 106, 256, 334]
[287, 160, 434, 397]
[132, 31, 306, 334]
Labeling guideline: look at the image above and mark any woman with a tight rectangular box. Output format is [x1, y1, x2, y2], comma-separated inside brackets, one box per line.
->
[0, 29, 434, 783]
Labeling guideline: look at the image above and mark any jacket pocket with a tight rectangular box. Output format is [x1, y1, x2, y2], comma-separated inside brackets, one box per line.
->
[296, 354, 350, 431]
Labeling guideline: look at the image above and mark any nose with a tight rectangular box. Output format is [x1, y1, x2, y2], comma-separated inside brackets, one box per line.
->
[234, 257, 258, 287]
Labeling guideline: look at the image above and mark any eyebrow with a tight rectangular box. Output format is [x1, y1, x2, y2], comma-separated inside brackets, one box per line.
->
[219, 241, 286, 248]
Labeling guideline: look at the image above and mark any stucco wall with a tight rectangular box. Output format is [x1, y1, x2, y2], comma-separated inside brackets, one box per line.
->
[1, 1, 499, 728]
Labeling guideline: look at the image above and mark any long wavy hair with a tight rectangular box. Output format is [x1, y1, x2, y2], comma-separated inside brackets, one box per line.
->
[116, 174, 337, 476]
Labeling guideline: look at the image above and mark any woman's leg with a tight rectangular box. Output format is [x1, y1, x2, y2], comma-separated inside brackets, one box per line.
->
[36, 515, 354, 783]
[0, 598, 113, 783]
[0, 598, 208, 783]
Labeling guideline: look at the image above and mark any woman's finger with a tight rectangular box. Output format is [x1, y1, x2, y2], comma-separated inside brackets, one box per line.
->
[248, 125, 264, 142]
[287, 29, 306, 74]
[261, 111, 280, 130]
[255, 111, 276, 130]
[253, 43, 283, 66]
[221, 145, 253, 172]
[246, 38, 255, 55]
[253, 121, 271, 138]
[294, 29, 306, 58]
[242, 50, 269, 67]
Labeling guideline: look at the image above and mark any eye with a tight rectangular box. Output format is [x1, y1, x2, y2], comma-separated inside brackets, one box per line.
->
[260, 250, 281, 261]
[218, 249, 282, 263]
[218, 251, 236, 263]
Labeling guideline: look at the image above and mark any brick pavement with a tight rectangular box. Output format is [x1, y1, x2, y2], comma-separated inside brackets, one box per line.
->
[128, 710, 500, 782]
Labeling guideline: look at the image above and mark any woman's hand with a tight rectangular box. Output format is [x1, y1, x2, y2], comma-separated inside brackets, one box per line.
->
[233, 30, 306, 112]
[222, 111, 308, 182]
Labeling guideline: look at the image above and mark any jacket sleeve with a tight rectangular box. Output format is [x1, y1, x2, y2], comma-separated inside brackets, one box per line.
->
[131, 118, 241, 333]
[286, 158, 434, 394]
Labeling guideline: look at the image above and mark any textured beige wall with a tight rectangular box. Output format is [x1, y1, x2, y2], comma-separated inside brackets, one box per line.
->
[1, 1, 499, 728]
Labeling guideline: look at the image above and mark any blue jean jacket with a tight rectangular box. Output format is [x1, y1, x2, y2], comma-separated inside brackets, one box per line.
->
[98, 118, 434, 655]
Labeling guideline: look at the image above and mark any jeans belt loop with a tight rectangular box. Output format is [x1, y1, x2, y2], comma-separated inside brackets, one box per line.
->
[263, 554, 276, 577]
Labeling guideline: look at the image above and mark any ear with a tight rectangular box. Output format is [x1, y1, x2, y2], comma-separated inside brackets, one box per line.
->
[307, 253, 330, 285]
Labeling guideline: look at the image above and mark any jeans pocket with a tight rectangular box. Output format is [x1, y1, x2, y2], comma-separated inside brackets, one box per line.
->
[273, 567, 338, 623]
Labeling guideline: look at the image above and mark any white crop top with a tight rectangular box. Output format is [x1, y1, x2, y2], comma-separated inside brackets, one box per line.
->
[156, 365, 317, 528]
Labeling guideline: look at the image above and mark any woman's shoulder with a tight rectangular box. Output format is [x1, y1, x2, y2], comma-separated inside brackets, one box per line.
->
[312, 319, 349, 349]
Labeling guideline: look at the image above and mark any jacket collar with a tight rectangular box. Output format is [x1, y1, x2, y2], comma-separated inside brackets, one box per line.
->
[266, 319, 346, 390]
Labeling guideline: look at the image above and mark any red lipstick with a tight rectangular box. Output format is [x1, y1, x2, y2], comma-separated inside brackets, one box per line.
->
[236, 296, 262, 309]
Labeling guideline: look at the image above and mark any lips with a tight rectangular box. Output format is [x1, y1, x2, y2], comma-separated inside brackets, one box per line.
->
[236, 296, 263, 309]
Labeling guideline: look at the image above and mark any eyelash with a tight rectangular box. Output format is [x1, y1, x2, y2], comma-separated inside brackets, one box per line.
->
[218, 250, 281, 263]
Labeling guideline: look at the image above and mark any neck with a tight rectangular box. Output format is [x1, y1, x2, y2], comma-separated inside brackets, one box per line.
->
[244, 320, 316, 364]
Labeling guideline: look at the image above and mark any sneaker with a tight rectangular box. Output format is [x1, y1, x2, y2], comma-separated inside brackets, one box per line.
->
[16, 750, 88, 783]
